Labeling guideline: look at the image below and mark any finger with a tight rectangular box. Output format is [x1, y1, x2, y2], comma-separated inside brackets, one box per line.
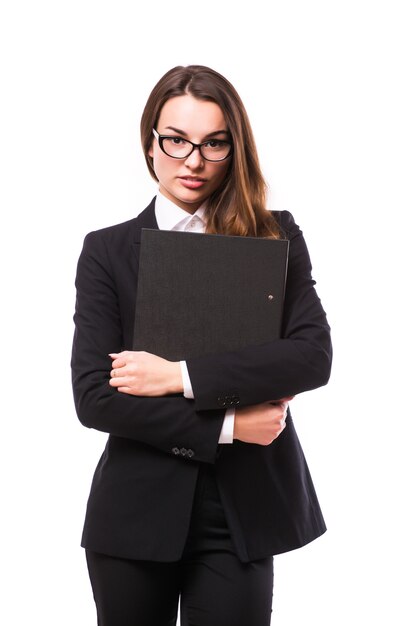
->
[109, 376, 129, 387]
[278, 415, 287, 428]
[117, 386, 134, 395]
[110, 367, 126, 378]
[268, 396, 293, 406]
[274, 403, 288, 420]
[111, 359, 128, 371]
[111, 357, 130, 373]
[269, 396, 294, 411]
[109, 351, 130, 362]
[269, 400, 287, 410]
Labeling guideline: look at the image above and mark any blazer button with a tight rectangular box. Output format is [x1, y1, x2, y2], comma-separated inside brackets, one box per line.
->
[187, 449, 194, 458]
[172, 447, 180, 455]
[217, 396, 227, 407]
[180, 447, 187, 457]
[232, 395, 240, 405]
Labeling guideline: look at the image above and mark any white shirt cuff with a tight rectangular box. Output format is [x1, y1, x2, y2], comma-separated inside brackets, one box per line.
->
[218, 409, 235, 444]
[181, 361, 234, 444]
[180, 361, 194, 399]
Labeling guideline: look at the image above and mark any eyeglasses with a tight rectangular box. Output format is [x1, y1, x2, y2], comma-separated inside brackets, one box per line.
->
[152, 128, 233, 162]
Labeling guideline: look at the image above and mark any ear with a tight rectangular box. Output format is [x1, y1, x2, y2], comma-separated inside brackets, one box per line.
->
[148, 144, 154, 158]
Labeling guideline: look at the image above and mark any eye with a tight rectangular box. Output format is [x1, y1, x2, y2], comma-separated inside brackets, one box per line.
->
[168, 136, 186, 145]
[205, 140, 223, 148]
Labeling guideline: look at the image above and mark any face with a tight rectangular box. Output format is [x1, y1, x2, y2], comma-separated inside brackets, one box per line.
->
[149, 95, 231, 213]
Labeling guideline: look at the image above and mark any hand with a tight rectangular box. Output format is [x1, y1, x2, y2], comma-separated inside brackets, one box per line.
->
[108, 351, 183, 396]
[233, 396, 294, 446]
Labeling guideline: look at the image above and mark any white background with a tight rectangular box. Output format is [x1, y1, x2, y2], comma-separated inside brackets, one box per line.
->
[1, 1, 416, 624]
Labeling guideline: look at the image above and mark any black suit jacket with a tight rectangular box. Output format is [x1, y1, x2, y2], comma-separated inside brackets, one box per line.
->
[71, 197, 332, 563]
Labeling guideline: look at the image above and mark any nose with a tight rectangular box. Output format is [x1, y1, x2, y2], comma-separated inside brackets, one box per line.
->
[184, 146, 204, 169]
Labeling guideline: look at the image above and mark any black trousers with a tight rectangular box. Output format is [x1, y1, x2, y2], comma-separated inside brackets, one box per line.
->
[85, 464, 274, 626]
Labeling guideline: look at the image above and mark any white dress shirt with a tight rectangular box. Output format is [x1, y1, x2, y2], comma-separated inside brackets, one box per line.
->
[154, 192, 235, 444]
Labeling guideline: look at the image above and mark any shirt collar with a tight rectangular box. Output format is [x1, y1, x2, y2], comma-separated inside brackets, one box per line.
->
[154, 191, 207, 231]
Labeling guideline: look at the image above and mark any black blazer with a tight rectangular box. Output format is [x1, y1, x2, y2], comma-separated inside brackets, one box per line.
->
[71, 197, 332, 563]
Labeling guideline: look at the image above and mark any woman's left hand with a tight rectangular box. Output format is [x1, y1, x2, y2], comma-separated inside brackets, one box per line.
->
[108, 351, 183, 396]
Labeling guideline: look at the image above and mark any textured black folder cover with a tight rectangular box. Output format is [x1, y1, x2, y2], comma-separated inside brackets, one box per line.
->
[133, 229, 289, 361]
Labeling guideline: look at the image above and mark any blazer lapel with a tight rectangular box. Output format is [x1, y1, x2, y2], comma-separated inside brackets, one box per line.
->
[132, 196, 159, 263]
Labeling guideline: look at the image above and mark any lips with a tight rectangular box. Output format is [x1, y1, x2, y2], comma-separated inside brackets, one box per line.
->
[178, 176, 207, 189]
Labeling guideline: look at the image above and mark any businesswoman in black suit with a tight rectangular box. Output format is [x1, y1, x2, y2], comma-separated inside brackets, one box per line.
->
[71, 65, 332, 626]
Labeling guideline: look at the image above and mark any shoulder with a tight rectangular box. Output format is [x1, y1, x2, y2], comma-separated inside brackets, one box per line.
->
[80, 216, 141, 264]
[83, 216, 138, 247]
[75, 217, 139, 276]
[82, 197, 156, 251]
[269, 210, 302, 240]
[269, 210, 313, 276]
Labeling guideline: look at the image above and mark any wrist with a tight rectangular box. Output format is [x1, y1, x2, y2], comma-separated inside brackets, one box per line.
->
[168, 361, 184, 394]
[233, 413, 240, 441]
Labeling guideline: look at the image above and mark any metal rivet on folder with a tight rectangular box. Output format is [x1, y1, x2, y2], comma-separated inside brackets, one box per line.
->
[268, 294, 274, 300]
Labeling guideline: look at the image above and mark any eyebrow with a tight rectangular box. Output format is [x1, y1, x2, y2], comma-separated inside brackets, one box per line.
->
[163, 126, 230, 139]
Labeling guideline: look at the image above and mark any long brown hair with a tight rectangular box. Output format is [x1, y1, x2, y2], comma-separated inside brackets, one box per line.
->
[140, 65, 282, 239]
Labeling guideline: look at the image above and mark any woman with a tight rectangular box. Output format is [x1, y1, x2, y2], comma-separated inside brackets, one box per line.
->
[71, 65, 332, 626]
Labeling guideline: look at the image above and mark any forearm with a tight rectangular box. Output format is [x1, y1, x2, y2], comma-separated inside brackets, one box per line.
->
[71, 231, 224, 463]
[185, 211, 332, 411]
[72, 366, 224, 463]
[186, 334, 331, 412]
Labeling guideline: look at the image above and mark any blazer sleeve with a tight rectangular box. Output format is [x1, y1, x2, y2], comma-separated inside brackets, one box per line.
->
[71, 230, 225, 464]
[185, 211, 332, 411]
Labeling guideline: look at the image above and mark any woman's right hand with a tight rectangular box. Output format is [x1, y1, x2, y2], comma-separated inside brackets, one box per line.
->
[233, 397, 294, 445]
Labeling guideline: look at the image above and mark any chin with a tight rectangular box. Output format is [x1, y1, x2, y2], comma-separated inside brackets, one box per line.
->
[174, 189, 206, 205]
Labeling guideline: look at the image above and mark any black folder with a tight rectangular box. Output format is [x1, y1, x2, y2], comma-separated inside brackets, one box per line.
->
[133, 229, 289, 361]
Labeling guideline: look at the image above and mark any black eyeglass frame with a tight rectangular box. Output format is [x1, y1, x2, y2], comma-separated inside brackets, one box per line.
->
[152, 128, 233, 162]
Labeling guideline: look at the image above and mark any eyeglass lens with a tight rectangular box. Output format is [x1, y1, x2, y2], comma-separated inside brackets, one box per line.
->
[162, 137, 231, 161]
